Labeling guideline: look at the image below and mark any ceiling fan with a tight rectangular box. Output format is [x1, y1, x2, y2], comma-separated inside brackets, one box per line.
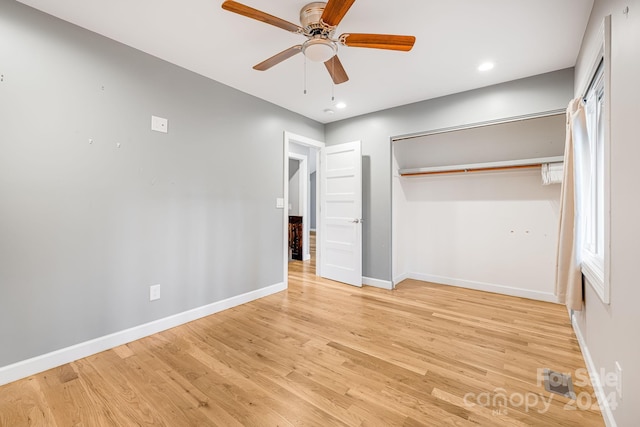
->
[221, 0, 416, 84]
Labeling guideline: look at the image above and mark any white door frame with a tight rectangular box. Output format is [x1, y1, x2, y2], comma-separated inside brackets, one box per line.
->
[283, 131, 324, 288]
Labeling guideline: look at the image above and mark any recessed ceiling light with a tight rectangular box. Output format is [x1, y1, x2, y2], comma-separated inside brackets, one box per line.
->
[478, 62, 495, 72]
[336, 102, 347, 109]
[323, 108, 335, 114]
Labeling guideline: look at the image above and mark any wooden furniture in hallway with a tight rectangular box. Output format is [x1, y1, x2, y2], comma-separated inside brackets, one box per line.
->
[288, 215, 303, 261]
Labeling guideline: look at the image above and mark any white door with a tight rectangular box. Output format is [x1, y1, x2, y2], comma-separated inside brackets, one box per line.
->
[320, 141, 362, 287]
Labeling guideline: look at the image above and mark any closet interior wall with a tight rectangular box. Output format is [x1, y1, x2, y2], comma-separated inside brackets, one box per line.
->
[392, 114, 565, 302]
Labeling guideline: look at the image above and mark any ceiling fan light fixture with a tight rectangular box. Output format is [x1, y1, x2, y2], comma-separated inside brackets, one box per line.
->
[302, 38, 337, 62]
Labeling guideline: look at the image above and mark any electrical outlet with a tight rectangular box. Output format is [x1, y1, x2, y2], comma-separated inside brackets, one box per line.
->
[149, 284, 161, 301]
[615, 361, 623, 399]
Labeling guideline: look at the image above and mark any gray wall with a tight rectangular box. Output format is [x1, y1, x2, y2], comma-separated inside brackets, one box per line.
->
[572, 1, 640, 425]
[0, 2, 323, 367]
[325, 68, 574, 282]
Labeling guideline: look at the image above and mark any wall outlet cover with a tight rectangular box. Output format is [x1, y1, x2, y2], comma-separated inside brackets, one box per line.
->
[151, 115, 168, 133]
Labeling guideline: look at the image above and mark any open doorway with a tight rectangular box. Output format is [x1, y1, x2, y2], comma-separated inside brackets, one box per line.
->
[288, 153, 309, 261]
[283, 132, 323, 286]
[288, 145, 318, 273]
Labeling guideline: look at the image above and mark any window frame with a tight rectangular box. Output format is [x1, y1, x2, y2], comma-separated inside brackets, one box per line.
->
[578, 16, 611, 304]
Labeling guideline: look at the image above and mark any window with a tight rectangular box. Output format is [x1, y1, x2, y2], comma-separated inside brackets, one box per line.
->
[579, 63, 606, 290]
[575, 14, 611, 304]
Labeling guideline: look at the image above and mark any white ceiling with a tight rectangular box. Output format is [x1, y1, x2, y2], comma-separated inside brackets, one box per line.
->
[17, 0, 594, 124]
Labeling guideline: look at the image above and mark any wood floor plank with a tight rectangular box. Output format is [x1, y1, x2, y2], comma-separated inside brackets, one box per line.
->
[0, 246, 604, 426]
[76, 354, 167, 426]
[0, 378, 58, 427]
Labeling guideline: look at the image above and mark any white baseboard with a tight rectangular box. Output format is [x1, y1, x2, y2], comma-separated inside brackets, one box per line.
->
[571, 314, 618, 427]
[0, 282, 286, 387]
[393, 272, 410, 286]
[362, 276, 393, 290]
[406, 272, 558, 303]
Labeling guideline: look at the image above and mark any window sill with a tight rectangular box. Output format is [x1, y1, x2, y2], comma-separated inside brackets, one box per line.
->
[582, 257, 609, 304]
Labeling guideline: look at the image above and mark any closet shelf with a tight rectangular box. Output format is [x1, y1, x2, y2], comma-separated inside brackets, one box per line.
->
[398, 156, 564, 177]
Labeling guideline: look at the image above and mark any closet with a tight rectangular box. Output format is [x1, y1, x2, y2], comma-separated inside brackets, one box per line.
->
[392, 113, 565, 302]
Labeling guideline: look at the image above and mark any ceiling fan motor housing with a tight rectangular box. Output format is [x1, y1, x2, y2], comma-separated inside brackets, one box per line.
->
[300, 2, 334, 37]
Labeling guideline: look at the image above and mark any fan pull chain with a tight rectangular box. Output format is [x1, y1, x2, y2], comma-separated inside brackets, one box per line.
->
[303, 56, 307, 95]
[331, 58, 335, 101]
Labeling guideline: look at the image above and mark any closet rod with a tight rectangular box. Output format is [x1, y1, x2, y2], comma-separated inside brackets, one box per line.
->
[398, 155, 564, 177]
[400, 163, 539, 177]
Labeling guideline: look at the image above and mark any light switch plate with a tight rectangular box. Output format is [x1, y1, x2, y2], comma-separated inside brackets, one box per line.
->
[276, 198, 284, 209]
[151, 115, 168, 133]
[149, 284, 161, 301]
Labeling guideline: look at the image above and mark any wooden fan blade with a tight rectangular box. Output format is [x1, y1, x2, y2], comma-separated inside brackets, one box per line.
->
[340, 33, 416, 51]
[222, 0, 302, 33]
[321, 0, 356, 27]
[254, 46, 302, 71]
[324, 55, 349, 84]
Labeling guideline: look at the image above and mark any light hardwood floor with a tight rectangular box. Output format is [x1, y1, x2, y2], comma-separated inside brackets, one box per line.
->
[1, 237, 603, 426]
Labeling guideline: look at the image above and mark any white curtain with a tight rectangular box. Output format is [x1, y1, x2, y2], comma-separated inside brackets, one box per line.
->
[555, 98, 587, 310]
